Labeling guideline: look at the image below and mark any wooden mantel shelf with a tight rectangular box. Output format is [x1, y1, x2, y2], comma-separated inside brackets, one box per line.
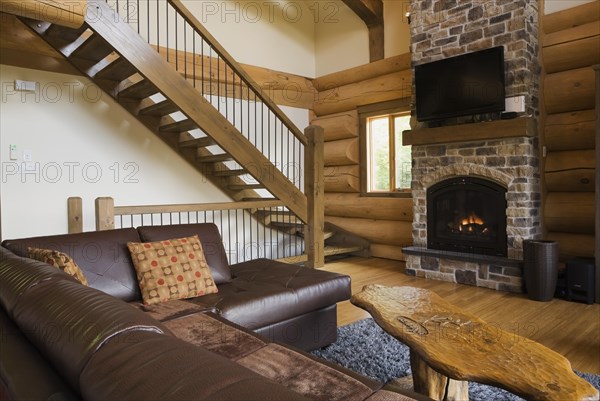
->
[403, 117, 536, 146]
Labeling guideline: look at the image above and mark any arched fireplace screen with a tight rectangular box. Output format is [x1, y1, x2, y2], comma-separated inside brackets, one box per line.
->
[427, 177, 507, 257]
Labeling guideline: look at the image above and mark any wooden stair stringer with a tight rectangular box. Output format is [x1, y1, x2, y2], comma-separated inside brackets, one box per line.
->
[20, 1, 307, 222]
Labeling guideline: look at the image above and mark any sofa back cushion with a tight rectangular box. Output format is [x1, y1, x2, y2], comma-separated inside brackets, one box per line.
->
[0, 247, 78, 314]
[137, 224, 231, 284]
[2, 228, 143, 301]
[11, 278, 169, 392]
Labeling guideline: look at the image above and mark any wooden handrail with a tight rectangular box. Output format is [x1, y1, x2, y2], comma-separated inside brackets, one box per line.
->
[114, 200, 285, 216]
[167, 0, 307, 146]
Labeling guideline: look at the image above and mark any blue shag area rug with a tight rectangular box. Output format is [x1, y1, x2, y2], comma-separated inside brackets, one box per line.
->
[311, 318, 600, 401]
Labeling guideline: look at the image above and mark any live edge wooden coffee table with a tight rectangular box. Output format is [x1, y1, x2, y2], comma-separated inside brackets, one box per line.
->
[351, 284, 599, 401]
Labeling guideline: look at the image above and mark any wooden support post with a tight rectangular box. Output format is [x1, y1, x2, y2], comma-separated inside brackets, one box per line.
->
[95, 197, 115, 231]
[305, 125, 325, 268]
[410, 350, 469, 401]
[67, 197, 83, 234]
[594, 64, 600, 304]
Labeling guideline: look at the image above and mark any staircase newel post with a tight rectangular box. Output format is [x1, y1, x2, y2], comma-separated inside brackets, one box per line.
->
[67, 197, 83, 234]
[95, 197, 115, 231]
[304, 125, 325, 268]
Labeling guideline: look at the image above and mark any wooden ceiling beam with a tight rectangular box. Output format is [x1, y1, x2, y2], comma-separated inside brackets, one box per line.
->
[342, 0, 384, 62]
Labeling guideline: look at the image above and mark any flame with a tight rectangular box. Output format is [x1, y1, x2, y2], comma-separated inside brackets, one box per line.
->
[461, 212, 484, 226]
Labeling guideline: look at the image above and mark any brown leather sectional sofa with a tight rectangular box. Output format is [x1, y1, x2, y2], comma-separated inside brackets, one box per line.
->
[0, 223, 424, 400]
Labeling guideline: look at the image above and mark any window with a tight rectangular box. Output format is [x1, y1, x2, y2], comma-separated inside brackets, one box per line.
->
[365, 113, 412, 193]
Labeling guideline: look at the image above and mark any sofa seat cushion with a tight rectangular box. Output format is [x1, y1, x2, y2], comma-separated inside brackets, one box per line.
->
[137, 224, 232, 285]
[2, 228, 143, 302]
[238, 343, 376, 401]
[80, 330, 312, 401]
[163, 313, 267, 361]
[129, 299, 214, 322]
[183, 259, 351, 329]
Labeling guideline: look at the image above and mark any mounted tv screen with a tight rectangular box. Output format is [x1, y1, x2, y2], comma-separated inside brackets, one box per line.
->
[415, 46, 506, 122]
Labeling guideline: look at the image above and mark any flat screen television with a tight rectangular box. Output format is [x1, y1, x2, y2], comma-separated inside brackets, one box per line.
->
[415, 46, 506, 122]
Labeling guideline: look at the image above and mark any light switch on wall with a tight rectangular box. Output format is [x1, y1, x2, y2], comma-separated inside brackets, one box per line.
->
[9, 145, 18, 160]
[23, 149, 32, 162]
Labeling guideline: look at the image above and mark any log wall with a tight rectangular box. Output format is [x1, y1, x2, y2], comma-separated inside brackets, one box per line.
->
[311, 55, 413, 260]
[542, 2, 599, 262]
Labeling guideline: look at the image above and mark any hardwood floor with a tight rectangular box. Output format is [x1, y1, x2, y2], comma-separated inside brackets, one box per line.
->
[323, 256, 600, 374]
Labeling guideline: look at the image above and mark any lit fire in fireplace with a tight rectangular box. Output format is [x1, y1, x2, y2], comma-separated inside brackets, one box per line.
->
[450, 212, 490, 236]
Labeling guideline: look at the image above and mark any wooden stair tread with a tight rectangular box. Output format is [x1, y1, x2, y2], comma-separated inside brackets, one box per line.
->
[197, 154, 233, 163]
[95, 57, 137, 81]
[179, 137, 216, 148]
[139, 100, 178, 116]
[118, 79, 158, 99]
[69, 33, 114, 62]
[228, 183, 264, 190]
[276, 245, 363, 264]
[213, 169, 248, 176]
[45, 23, 88, 42]
[160, 119, 198, 133]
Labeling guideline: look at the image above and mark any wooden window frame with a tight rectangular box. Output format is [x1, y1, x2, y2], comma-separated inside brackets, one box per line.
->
[358, 99, 412, 198]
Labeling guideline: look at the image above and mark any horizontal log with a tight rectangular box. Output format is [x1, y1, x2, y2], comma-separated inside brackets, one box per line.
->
[324, 165, 360, 193]
[370, 243, 406, 261]
[311, 110, 359, 141]
[545, 149, 595, 192]
[543, 20, 600, 48]
[324, 138, 359, 166]
[545, 169, 595, 192]
[544, 67, 596, 114]
[543, 1, 600, 34]
[157, 46, 314, 109]
[314, 70, 412, 116]
[545, 109, 596, 151]
[543, 34, 600, 74]
[545, 192, 595, 234]
[1, 0, 85, 28]
[325, 216, 412, 246]
[546, 232, 595, 260]
[324, 193, 413, 221]
[545, 149, 595, 172]
[313, 53, 411, 91]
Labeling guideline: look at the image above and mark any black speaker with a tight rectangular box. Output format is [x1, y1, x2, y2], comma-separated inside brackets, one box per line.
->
[566, 258, 595, 304]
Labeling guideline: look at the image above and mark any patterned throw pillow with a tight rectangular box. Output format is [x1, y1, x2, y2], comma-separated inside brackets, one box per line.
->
[27, 247, 89, 286]
[127, 235, 218, 305]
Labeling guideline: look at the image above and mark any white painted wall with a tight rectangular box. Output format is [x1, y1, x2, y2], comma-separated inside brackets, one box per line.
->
[0, 65, 302, 239]
[182, 0, 316, 77]
[545, 0, 595, 14]
[314, 0, 410, 77]
[314, 0, 368, 77]
[384, 0, 411, 57]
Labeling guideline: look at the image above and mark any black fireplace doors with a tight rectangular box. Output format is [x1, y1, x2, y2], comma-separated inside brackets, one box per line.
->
[427, 177, 507, 256]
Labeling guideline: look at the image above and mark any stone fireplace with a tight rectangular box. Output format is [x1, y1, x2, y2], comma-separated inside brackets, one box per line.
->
[404, 131, 541, 293]
[403, 0, 541, 293]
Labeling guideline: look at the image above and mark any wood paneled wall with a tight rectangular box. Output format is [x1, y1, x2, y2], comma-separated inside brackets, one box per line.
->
[311, 54, 413, 261]
[541, 1, 599, 261]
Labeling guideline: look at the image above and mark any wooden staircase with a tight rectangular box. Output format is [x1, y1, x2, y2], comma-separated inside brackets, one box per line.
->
[20, 0, 306, 220]
[19, 0, 367, 263]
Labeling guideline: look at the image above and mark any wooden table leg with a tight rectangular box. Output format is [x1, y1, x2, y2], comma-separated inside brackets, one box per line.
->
[410, 350, 469, 401]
